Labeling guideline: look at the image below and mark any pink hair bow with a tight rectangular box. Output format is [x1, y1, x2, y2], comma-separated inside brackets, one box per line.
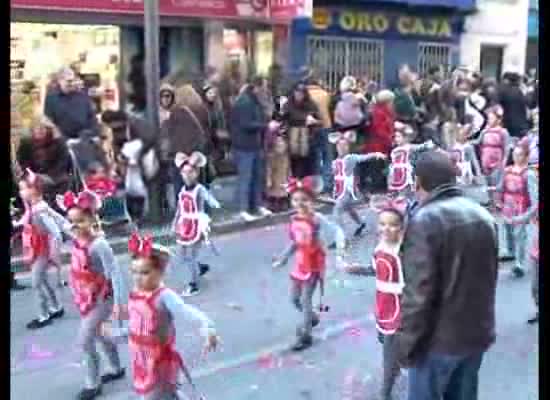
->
[57, 190, 101, 212]
[128, 232, 154, 258]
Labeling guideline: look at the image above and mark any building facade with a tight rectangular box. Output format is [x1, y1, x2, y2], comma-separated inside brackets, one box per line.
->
[526, 0, 538, 72]
[288, 0, 474, 90]
[459, 0, 530, 79]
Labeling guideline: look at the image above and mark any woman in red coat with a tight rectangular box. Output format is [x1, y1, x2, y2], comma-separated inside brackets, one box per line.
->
[363, 90, 396, 192]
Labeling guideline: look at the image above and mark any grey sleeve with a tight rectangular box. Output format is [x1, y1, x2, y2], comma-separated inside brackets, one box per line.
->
[317, 213, 345, 249]
[200, 186, 221, 209]
[346, 153, 378, 168]
[465, 145, 482, 177]
[279, 242, 297, 264]
[34, 211, 63, 243]
[512, 170, 539, 224]
[161, 289, 215, 334]
[90, 239, 129, 307]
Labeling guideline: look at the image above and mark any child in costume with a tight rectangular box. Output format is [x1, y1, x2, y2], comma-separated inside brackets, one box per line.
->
[173, 151, 221, 297]
[388, 122, 433, 199]
[344, 199, 407, 400]
[495, 138, 538, 279]
[58, 189, 127, 400]
[447, 122, 482, 186]
[14, 169, 67, 329]
[328, 130, 386, 239]
[470, 105, 509, 201]
[273, 176, 345, 351]
[123, 232, 219, 399]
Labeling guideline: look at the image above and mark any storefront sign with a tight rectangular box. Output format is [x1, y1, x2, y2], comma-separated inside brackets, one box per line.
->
[12, 0, 304, 22]
[308, 8, 461, 41]
[270, 0, 312, 21]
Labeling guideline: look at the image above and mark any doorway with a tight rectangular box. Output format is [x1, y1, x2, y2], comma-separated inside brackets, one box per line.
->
[480, 45, 504, 81]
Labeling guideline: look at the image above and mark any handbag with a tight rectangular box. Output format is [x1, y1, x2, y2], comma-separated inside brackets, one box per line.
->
[288, 126, 310, 157]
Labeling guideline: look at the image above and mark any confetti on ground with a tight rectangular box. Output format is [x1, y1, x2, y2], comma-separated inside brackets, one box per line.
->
[225, 302, 244, 311]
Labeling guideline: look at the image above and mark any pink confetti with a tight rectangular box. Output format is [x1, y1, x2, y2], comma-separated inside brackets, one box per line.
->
[28, 343, 55, 360]
[257, 353, 277, 370]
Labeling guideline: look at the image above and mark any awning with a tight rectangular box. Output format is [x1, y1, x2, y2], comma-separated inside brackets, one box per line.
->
[348, 0, 475, 11]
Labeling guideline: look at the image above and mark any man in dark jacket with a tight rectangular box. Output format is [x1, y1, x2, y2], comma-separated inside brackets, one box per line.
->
[44, 67, 99, 140]
[396, 150, 498, 400]
[499, 72, 529, 138]
[230, 76, 272, 221]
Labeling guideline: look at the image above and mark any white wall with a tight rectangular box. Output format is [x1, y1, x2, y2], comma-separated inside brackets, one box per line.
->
[460, 0, 529, 74]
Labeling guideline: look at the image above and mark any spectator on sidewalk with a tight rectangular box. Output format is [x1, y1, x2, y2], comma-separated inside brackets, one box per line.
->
[44, 67, 98, 140]
[286, 83, 322, 179]
[16, 116, 71, 207]
[499, 72, 530, 139]
[363, 90, 395, 192]
[396, 150, 498, 400]
[230, 76, 273, 222]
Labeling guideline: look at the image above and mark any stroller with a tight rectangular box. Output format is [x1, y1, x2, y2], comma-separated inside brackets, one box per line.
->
[66, 132, 134, 229]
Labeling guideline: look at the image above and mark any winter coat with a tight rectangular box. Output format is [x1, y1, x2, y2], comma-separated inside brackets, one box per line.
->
[395, 185, 498, 367]
[363, 103, 394, 155]
[229, 89, 268, 152]
[498, 84, 529, 138]
[44, 89, 98, 139]
[307, 84, 332, 129]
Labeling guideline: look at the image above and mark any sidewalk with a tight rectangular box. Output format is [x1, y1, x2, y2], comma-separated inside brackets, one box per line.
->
[10, 176, 337, 274]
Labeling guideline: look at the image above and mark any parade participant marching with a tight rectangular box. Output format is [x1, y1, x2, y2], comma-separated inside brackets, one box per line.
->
[13, 169, 67, 329]
[58, 189, 127, 400]
[119, 232, 219, 400]
[173, 151, 221, 297]
[273, 176, 345, 351]
[447, 121, 482, 186]
[388, 122, 434, 199]
[494, 138, 538, 278]
[328, 130, 386, 240]
[471, 105, 509, 206]
[345, 199, 407, 400]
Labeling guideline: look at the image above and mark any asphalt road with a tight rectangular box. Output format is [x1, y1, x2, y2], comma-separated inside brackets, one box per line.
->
[10, 207, 538, 400]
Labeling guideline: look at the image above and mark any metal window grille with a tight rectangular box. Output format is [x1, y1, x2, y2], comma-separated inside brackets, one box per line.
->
[418, 42, 452, 78]
[306, 36, 384, 92]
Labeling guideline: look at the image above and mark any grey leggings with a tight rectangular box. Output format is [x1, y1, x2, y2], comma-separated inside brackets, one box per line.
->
[78, 300, 121, 389]
[378, 332, 401, 400]
[503, 223, 528, 269]
[31, 256, 60, 318]
[531, 258, 539, 308]
[290, 274, 320, 338]
[173, 243, 201, 286]
[333, 191, 362, 228]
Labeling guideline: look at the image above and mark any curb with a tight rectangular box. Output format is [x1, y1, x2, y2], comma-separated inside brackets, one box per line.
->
[11, 202, 335, 274]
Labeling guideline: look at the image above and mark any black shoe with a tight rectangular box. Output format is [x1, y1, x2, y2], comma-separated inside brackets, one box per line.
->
[11, 282, 26, 291]
[499, 255, 515, 262]
[181, 283, 200, 297]
[101, 368, 126, 384]
[328, 243, 337, 250]
[527, 313, 539, 325]
[353, 223, 366, 238]
[26, 317, 52, 330]
[49, 308, 65, 320]
[312, 313, 320, 328]
[291, 335, 313, 352]
[511, 267, 525, 279]
[77, 386, 102, 400]
[199, 263, 210, 277]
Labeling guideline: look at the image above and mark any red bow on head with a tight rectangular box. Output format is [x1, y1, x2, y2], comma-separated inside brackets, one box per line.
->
[286, 176, 318, 196]
[61, 190, 101, 212]
[128, 232, 154, 258]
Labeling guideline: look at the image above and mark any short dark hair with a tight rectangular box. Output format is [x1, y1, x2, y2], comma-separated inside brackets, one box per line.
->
[101, 110, 127, 124]
[415, 150, 457, 192]
[249, 75, 266, 88]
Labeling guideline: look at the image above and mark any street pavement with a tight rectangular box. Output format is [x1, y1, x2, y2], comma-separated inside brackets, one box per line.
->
[11, 206, 538, 400]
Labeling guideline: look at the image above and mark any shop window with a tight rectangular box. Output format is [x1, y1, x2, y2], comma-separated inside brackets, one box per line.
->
[306, 35, 384, 92]
[418, 43, 451, 78]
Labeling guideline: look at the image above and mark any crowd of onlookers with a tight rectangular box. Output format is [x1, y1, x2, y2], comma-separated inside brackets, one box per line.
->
[10, 62, 539, 227]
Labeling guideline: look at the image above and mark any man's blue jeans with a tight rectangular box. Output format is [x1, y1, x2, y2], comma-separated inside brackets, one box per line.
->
[408, 351, 485, 400]
[234, 149, 264, 213]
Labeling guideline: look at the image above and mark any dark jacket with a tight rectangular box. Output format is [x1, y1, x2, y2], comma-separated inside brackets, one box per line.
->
[230, 89, 268, 152]
[395, 185, 498, 367]
[44, 89, 98, 139]
[498, 84, 529, 138]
